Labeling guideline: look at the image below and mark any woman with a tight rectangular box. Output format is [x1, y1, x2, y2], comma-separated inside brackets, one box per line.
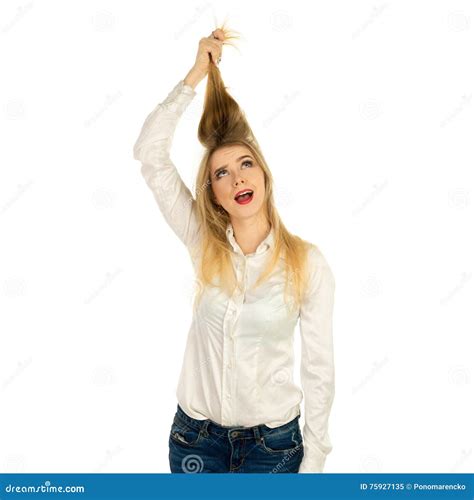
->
[133, 25, 336, 474]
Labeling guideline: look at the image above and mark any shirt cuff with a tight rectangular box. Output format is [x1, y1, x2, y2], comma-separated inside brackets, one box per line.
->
[298, 445, 327, 473]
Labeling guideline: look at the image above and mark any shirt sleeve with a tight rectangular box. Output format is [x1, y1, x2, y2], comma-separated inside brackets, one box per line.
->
[133, 79, 201, 251]
[298, 244, 336, 473]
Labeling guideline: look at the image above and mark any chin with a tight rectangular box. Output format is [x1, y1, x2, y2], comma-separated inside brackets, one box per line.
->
[229, 201, 264, 219]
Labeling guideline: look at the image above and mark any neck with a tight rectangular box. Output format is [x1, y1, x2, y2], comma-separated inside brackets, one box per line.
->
[230, 215, 271, 256]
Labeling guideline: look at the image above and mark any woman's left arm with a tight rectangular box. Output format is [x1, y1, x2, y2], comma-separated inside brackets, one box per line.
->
[298, 245, 336, 473]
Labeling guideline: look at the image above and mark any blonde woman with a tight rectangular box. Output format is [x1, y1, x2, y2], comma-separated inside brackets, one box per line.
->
[133, 25, 336, 474]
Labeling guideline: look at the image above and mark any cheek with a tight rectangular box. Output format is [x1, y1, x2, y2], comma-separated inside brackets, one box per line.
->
[212, 181, 229, 202]
[253, 171, 266, 192]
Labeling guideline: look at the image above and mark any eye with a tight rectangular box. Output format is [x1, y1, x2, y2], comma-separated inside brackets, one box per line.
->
[215, 160, 253, 179]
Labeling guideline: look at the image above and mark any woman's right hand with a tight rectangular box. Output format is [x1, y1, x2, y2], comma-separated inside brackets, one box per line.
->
[192, 29, 225, 76]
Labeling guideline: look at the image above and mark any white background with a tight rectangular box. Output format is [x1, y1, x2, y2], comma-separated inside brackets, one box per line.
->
[0, 0, 472, 473]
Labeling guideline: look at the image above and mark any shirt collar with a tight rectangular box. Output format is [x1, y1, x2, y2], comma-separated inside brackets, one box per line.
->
[226, 222, 274, 256]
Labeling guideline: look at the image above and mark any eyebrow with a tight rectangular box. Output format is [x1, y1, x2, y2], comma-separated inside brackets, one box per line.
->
[212, 155, 254, 175]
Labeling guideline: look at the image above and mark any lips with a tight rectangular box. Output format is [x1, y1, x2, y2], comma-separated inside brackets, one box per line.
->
[234, 189, 253, 199]
[234, 189, 254, 205]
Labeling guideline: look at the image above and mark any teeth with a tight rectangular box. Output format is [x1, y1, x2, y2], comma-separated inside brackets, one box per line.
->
[235, 190, 253, 199]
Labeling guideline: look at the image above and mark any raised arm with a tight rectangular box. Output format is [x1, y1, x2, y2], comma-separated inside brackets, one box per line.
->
[133, 79, 201, 250]
[298, 245, 336, 473]
[132, 30, 224, 251]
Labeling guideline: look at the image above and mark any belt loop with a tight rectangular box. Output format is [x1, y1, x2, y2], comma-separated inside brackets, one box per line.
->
[200, 419, 210, 437]
[253, 425, 263, 445]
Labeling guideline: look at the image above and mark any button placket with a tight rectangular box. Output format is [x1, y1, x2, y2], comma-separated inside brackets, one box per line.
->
[222, 336, 233, 424]
[222, 280, 239, 424]
[221, 241, 255, 426]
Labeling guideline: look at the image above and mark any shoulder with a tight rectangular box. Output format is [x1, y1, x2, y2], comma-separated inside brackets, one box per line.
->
[303, 240, 332, 267]
[304, 241, 335, 289]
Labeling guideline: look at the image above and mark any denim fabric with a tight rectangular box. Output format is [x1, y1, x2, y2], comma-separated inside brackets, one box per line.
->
[169, 404, 304, 473]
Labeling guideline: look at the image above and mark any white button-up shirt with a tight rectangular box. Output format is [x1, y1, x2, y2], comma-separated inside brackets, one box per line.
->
[133, 79, 336, 473]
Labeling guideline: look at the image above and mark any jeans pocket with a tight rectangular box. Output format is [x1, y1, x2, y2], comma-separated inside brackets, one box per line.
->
[261, 425, 303, 454]
[169, 415, 203, 447]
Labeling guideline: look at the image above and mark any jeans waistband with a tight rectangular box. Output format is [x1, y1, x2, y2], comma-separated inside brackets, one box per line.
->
[175, 404, 300, 439]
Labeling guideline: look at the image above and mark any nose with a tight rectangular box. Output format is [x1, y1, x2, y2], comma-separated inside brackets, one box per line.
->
[233, 176, 245, 187]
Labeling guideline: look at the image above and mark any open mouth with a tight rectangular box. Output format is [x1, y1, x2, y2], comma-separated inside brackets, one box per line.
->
[234, 190, 254, 205]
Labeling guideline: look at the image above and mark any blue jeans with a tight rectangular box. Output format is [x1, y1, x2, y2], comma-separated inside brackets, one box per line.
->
[168, 404, 304, 473]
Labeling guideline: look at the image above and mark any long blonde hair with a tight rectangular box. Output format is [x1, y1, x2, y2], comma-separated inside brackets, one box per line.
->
[191, 22, 313, 314]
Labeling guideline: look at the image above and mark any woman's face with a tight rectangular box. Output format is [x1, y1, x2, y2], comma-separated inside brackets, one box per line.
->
[209, 145, 266, 222]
